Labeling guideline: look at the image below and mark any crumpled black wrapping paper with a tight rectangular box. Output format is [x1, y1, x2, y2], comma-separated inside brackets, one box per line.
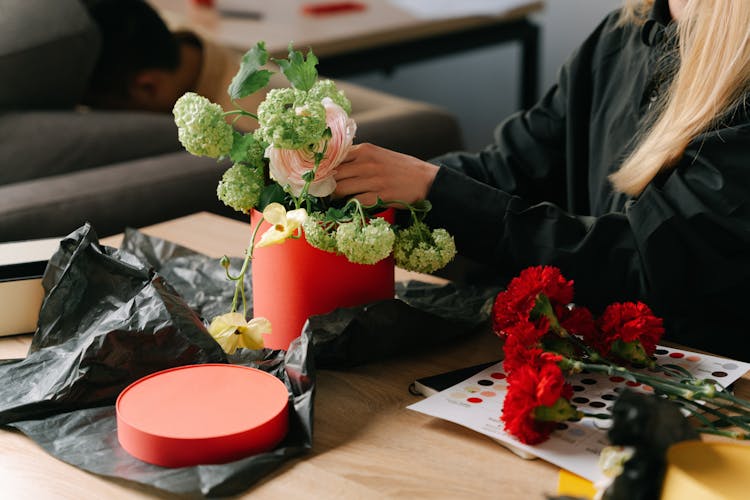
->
[0, 225, 499, 497]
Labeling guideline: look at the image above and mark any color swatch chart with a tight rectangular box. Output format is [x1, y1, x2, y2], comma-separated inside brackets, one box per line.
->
[407, 346, 750, 482]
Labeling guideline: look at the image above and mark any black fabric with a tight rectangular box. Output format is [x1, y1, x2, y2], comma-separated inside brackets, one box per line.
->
[426, 0, 750, 360]
[0, 226, 496, 496]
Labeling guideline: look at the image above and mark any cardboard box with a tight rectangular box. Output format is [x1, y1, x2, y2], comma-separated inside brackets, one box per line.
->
[0, 238, 60, 336]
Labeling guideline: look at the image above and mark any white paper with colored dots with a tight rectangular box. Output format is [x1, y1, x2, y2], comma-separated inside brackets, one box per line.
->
[408, 346, 750, 482]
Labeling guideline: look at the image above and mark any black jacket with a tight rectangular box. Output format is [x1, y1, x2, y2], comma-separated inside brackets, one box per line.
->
[426, 1, 750, 359]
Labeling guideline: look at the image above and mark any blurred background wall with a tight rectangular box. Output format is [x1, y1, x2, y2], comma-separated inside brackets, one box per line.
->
[348, 0, 622, 152]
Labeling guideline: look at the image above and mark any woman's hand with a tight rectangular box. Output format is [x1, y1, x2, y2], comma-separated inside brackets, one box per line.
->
[333, 143, 440, 205]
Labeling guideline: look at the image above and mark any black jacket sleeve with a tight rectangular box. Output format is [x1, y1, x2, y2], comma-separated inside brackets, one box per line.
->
[424, 10, 750, 357]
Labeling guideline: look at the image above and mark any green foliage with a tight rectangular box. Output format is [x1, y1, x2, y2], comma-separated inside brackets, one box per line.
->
[273, 43, 319, 91]
[228, 42, 274, 100]
[257, 183, 287, 212]
[229, 131, 265, 168]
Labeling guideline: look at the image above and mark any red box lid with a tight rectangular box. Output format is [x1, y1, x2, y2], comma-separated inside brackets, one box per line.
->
[116, 364, 289, 467]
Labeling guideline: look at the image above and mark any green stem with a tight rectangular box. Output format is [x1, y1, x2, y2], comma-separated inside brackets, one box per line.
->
[223, 109, 258, 120]
[562, 359, 714, 400]
[230, 217, 264, 314]
[676, 396, 750, 432]
[694, 427, 748, 440]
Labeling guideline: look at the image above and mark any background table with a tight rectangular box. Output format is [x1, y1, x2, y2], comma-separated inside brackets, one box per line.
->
[149, 0, 544, 109]
[0, 212, 560, 498]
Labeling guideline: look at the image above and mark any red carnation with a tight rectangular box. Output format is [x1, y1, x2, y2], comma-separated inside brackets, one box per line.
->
[501, 351, 579, 445]
[502, 318, 549, 374]
[556, 305, 597, 342]
[492, 266, 575, 338]
[596, 302, 665, 361]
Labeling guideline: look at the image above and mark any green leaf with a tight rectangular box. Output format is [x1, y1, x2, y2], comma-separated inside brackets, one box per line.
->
[257, 183, 287, 211]
[272, 43, 318, 91]
[228, 42, 274, 100]
[229, 131, 254, 163]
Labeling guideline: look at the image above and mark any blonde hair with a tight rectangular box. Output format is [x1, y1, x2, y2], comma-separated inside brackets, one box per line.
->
[611, 1, 750, 195]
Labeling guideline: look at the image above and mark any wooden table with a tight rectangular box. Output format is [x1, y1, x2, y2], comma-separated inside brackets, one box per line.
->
[0, 212, 561, 498]
[149, 0, 544, 109]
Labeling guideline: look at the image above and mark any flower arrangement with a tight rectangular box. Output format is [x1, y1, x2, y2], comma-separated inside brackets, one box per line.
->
[493, 265, 750, 446]
[173, 42, 456, 353]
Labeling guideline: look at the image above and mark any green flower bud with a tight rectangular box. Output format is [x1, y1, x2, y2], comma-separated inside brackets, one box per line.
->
[173, 92, 233, 158]
[394, 222, 456, 273]
[308, 79, 351, 114]
[216, 163, 265, 213]
[303, 212, 338, 253]
[257, 87, 326, 149]
[335, 217, 395, 265]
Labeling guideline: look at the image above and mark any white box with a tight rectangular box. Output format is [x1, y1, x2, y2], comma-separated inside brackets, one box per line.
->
[0, 238, 60, 336]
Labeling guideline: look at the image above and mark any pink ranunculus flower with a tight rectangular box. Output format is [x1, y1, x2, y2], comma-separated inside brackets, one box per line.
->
[266, 97, 356, 197]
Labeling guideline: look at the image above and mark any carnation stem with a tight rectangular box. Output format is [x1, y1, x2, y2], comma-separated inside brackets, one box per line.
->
[676, 396, 750, 432]
[694, 427, 749, 440]
[561, 359, 715, 400]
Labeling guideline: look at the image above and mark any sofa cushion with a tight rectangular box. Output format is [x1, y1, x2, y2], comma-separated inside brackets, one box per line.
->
[0, 110, 182, 185]
[0, 0, 100, 109]
[0, 152, 232, 242]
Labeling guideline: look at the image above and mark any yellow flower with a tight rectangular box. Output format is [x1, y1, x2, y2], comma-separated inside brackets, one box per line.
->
[256, 202, 308, 247]
[207, 312, 270, 354]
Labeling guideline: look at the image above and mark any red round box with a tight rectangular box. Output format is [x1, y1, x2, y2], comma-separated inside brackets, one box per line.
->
[250, 208, 396, 350]
[116, 364, 289, 467]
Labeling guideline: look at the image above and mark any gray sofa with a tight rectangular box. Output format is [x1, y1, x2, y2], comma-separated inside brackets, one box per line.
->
[0, 0, 463, 242]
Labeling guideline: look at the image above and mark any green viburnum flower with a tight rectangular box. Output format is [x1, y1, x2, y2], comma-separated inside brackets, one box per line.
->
[308, 79, 351, 114]
[335, 217, 395, 265]
[257, 87, 326, 149]
[303, 212, 338, 253]
[394, 221, 456, 273]
[173, 92, 233, 158]
[216, 163, 264, 213]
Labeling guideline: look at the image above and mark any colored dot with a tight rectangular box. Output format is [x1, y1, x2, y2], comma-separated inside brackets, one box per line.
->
[465, 386, 480, 393]
[490, 372, 506, 380]
[626, 381, 641, 387]
[467, 397, 483, 404]
[581, 378, 597, 385]
[723, 363, 739, 370]
[477, 379, 494, 386]
[609, 376, 625, 383]
[686, 355, 702, 363]
[669, 352, 685, 359]
[480, 391, 497, 397]
[601, 394, 618, 401]
[655, 349, 668, 355]
[642, 385, 654, 392]
[589, 401, 606, 408]
[556, 423, 569, 430]
[572, 385, 585, 392]
[572, 397, 589, 404]
[711, 371, 728, 378]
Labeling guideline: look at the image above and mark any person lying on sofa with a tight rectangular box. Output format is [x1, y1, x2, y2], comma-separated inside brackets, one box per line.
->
[81, 0, 264, 131]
